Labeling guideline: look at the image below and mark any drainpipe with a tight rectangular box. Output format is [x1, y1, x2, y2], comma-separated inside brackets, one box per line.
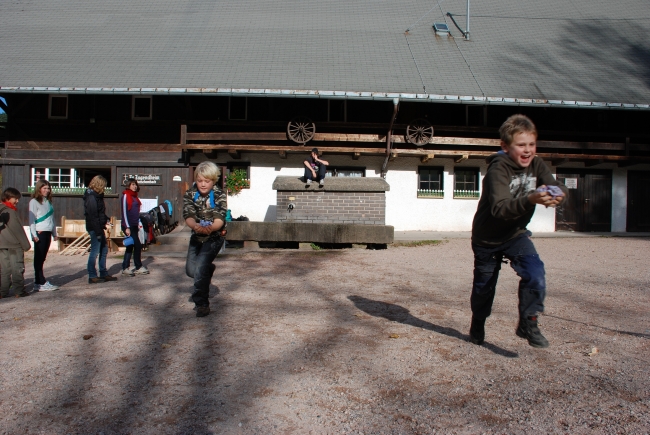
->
[381, 98, 400, 178]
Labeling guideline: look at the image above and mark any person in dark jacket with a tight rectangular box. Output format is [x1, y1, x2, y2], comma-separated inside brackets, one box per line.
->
[83, 175, 117, 284]
[469, 114, 568, 349]
[0, 188, 32, 298]
[120, 178, 149, 276]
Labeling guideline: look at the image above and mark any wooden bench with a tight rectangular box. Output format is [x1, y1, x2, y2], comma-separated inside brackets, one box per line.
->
[58, 216, 123, 252]
[57, 216, 87, 251]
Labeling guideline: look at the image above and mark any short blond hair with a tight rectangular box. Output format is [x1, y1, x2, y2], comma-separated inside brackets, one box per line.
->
[499, 114, 537, 145]
[195, 161, 221, 182]
[88, 175, 107, 194]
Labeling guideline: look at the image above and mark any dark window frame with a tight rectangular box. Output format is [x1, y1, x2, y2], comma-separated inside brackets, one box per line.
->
[229, 97, 248, 120]
[132, 96, 152, 120]
[417, 166, 444, 198]
[454, 167, 480, 198]
[48, 94, 68, 119]
[327, 99, 347, 122]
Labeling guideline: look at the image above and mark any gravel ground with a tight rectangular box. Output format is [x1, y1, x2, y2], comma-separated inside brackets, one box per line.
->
[1, 237, 649, 435]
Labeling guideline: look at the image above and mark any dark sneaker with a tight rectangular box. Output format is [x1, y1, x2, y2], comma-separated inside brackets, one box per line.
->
[516, 316, 549, 348]
[196, 306, 210, 317]
[469, 316, 486, 345]
[102, 275, 118, 282]
[88, 277, 106, 284]
[15, 291, 30, 298]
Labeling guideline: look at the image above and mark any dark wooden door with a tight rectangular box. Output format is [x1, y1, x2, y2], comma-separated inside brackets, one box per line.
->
[627, 171, 650, 232]
[556, 169, 612, 232]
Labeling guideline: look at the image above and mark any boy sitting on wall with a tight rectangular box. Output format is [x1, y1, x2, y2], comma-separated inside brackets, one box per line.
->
[469, 114, 568, 348]
[303, 148, 329, 186]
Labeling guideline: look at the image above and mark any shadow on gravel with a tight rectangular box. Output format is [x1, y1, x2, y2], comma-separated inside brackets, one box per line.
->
[348, 295, 518, 358]
[545, 314, 650, 339]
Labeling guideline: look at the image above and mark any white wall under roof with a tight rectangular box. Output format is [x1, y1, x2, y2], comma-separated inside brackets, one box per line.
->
[220, 153, 558, 232]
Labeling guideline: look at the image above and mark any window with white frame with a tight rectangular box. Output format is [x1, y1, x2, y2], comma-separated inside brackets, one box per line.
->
[48, 95, 68, 119]
[325, 166, 365, 177]
[132, 96, 152, 120]
[32, 168, 77, 188]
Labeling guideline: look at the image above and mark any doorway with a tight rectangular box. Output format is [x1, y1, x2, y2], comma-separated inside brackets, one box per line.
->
[555, 169, 612, 232]
[627, 171, 650, 232]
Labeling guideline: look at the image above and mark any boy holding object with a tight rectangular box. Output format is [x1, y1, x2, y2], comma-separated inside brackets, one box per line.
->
[469, 114, 567, 348]
[182, 161, 227, 317]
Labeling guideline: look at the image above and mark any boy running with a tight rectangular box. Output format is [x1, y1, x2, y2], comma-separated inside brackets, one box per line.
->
[183, 161, 227, 317]
[469, 114, 568, 348]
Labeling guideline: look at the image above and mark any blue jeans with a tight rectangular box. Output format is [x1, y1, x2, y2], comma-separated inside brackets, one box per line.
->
[87, 230, 108, 279]
[122, 225, 143, 270]
[185, 235, 224, 307]
[471, 231, 546, 320]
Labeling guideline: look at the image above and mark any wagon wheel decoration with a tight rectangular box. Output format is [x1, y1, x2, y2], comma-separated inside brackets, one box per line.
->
[405, 118, 434, 146]
[287, 116, 316, 145]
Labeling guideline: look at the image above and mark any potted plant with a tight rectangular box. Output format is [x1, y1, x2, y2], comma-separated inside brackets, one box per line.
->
[225, 169, 249, 196]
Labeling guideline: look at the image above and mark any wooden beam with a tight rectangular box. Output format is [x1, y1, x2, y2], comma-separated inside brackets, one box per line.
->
[278, 150, 287, 159]
[352, 152, 361, 160]
[6, 141, 183, 152]
[202, 148, 211, 154]
[420, 153, 435, 163]
[110, 166, 117, 190]
[454, 154, 469, 163]
[180, 124, 187, 145]
[228, 149, 241, 159]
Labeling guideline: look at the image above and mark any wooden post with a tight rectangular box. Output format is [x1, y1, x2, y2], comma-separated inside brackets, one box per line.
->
[180, 124, 187, 145]
[110, 166, 117, 190]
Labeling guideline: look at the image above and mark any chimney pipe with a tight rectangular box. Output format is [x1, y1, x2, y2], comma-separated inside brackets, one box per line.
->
[465, 0, 470, 40]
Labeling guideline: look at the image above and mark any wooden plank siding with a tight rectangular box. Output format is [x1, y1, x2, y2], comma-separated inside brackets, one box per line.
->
[2, 164, 191, 225]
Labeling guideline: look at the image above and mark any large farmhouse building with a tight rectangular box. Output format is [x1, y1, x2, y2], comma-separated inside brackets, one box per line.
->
[1, 0, 649, 233]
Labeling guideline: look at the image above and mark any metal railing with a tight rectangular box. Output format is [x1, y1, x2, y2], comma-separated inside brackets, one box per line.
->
[27, 186, 113, 195]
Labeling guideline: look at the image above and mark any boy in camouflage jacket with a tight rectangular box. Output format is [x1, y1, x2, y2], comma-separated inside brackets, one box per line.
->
[182, 162, 227, 317]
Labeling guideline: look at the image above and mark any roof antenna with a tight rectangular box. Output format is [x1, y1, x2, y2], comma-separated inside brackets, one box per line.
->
[446, 0, 471, 40]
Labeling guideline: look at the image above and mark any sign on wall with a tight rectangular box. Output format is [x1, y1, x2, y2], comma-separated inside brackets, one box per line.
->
[122, 174, 162, 186]
[565, 178, 578, 189]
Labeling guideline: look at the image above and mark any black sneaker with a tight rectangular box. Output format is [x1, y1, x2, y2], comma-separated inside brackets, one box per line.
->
[469, 316, 485, 345]
[516, 316, 549, 348]
[15, 291, 30, 298]
[196, 306, 210, 318]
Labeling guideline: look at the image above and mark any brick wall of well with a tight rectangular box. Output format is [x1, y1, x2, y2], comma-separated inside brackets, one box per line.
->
[276, 191, 386, 224]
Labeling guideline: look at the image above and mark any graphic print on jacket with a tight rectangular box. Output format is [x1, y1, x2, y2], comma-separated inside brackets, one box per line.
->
[509, 174, 537, 199]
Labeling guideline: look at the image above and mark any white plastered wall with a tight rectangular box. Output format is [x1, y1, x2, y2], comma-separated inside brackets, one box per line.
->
[384, 157, 558, 232]
[219, 153, 559, 232]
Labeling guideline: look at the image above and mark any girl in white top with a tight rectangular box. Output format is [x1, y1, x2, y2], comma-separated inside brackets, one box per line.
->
[29, 180, 59, 291]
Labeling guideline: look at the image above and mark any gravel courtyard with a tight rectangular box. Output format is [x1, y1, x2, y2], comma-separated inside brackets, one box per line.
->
[1, 237, 648, 434]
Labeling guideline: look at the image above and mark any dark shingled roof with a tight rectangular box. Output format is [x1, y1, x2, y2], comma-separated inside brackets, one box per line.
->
[1, 0, 649, 108]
